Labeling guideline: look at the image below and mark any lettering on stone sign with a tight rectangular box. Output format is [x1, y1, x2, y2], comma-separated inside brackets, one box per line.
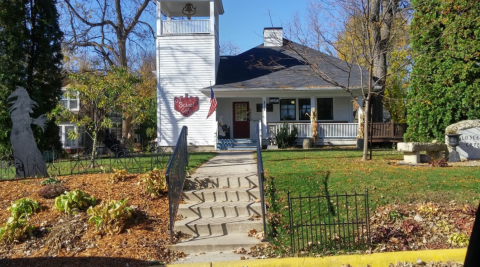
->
[460, 135, 480, 141]
[460, 135, 480, 148]
[465, 143, 480, 148]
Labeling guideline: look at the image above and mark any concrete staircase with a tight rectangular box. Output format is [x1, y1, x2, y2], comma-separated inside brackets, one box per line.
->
[169, 152, 265, 255]
[217, 139, 257, 151]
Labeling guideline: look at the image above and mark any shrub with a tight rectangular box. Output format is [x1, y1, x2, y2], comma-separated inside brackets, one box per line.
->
[110, 168, 128, 183]
[55, 190, 97, 214]
[0, 217, 34, 244]
[8, 198, 40, 220]
[38, 184, 69, 199]
[41, 176, 61, 185]
[142, 168, 167, 198]
[0, 198, 40, 244]
[275, 122, 298, 149]
[87, 199, 134, 235]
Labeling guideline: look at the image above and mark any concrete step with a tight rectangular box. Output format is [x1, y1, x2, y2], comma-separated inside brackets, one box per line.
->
[178, 202, 262, 218]
[233, 139, 257, 144]
[184, 175, 259, 190]
[227, 147, 256, 151]
[182, 187, 260, 203]
[175, 216, 263, 237]
[169, 234, 265, 254]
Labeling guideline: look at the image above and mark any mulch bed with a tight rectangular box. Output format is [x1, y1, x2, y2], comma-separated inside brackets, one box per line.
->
[0, 173, 185, 266]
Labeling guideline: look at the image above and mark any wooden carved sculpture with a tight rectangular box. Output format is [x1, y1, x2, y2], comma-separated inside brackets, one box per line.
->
[307, 108, 318, 144]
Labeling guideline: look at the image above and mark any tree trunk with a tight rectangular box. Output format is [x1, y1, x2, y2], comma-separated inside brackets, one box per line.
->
[362, 95, 371, 161]
[122, 115, 133, 144]
[90, 131, 97, 168]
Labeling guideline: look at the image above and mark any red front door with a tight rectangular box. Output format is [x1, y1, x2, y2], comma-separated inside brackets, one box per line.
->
[233, 102, 250, 138]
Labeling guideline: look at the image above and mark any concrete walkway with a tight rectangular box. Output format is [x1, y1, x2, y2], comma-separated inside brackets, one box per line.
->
[169, 151, 266, 264]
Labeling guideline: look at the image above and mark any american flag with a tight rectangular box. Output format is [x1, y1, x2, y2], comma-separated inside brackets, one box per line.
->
[206, 86, 217, 119]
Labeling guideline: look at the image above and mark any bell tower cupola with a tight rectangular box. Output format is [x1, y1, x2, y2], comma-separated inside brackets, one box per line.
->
[155, 0, 224, 147]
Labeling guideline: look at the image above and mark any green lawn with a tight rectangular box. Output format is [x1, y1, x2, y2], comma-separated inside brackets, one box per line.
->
[0, 152, 217, 179]
[262, 148, 480, 252]
[262, 148, 480, 207]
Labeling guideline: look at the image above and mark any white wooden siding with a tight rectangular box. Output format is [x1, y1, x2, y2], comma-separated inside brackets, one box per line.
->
[333, 97, 353, 122]
[157, 35, 216, 147]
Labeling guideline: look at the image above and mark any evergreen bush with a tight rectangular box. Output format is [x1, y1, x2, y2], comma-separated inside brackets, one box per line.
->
[275, 122, 298, 149]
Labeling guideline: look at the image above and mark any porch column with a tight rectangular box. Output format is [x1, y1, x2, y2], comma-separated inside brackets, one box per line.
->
[262, 97, 267, 138]
[310, 96, 316, 114]
[357, 95, 364, 125]
[210, 0, 215, 34]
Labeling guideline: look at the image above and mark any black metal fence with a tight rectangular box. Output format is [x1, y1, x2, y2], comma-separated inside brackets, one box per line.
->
[287, 189, 370, 253]
[0, 146, 170, 179]
[166, 126, 189, 243]
[255, 122, 268, 241]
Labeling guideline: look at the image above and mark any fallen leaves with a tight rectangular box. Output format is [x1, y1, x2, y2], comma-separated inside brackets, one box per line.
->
[370, 202, 476, 252]
[0, 173, 184, 265]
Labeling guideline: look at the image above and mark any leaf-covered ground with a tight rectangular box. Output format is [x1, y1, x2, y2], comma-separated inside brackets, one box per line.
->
[0, 173, 184, 266]
[370, 202, 475, 252]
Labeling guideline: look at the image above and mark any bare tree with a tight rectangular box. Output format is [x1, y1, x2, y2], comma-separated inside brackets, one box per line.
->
[59, 0, 155, 138]
[284, 0, 410, 160]
[220, 40, 241, 56]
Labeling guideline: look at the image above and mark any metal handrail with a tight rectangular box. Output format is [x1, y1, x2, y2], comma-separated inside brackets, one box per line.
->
[256, 121, 268, 242]
[166, 126, 189, 243]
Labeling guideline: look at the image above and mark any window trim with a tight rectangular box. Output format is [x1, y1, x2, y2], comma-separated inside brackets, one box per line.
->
[298, 98, 311, 121]
[59, 124, 85, 149]
[60, 89, 80, 111]
[280, 99, 296, 121]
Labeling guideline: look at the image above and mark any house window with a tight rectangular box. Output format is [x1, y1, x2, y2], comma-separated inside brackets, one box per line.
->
[298, 99, 311, 120]
[317, 98, 333, 120]
[60, 90, 79, 111]
[59, 125, 85, 148]
[280, 99, 296, 120]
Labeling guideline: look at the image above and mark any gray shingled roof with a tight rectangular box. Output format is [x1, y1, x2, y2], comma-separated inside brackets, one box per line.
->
[213, 39, 370, 90]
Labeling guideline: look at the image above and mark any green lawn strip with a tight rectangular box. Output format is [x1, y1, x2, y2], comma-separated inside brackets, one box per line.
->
[186, 152, 217, 173]
[262, 148, 480, 251]
[1, 152, 217, 179]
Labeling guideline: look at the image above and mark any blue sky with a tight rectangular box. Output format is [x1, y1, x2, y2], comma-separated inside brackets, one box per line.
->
[219, 1, 310, 53]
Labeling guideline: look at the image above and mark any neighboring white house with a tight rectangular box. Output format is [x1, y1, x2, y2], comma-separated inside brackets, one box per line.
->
[58, 87, 85, 152]
[156, 0, 379, 150]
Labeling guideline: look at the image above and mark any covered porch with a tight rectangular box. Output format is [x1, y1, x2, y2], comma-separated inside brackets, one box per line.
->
[266, 122, 406, 146]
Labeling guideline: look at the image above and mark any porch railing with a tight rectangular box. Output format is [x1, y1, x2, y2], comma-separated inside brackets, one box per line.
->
[371, 123, 407, 139]
[166, 126, 189, 243]
[268, 123, 359, 139]
[268, 122, 406, 140]
[161, 19, 210, 35]
[256, 121, 268, 241]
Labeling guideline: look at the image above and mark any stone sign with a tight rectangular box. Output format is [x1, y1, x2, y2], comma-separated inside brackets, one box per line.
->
[445, 120, 480, 160]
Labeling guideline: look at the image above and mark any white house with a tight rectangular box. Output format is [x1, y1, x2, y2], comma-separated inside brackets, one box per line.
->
[156, 0, 382, 150]
[58, 87, 85, 153]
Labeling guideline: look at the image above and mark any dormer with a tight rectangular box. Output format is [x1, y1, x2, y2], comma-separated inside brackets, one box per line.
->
[157, 0, 224, 36]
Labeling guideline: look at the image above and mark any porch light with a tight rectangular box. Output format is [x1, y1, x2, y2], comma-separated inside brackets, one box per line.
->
[182, 3, 196, 20]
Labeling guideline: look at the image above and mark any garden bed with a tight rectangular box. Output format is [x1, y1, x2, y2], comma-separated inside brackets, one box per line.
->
[0, 173, 184, 266]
